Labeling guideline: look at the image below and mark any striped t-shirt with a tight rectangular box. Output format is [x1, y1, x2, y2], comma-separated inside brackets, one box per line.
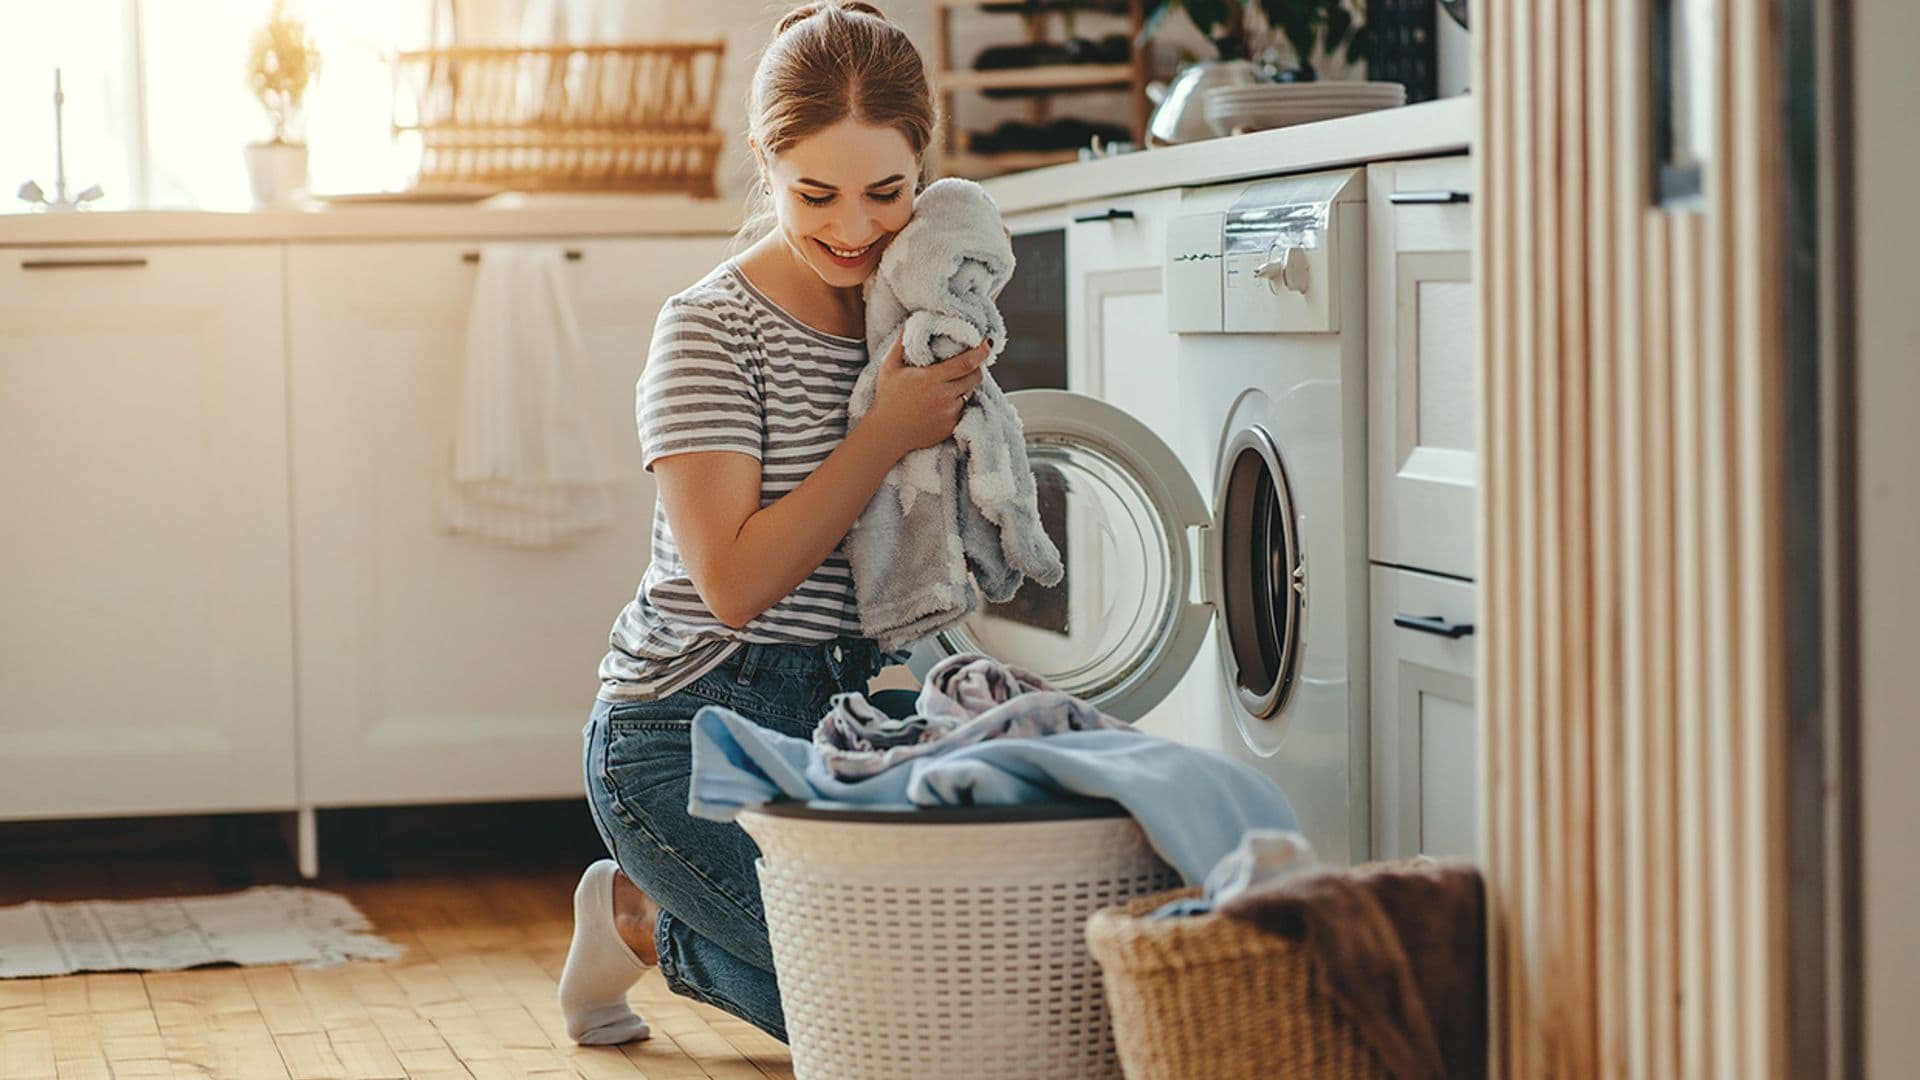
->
[597, 261, 871, 703]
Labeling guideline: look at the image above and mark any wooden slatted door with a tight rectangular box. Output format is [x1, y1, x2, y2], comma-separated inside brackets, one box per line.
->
[1475, 0, 1791, 1075]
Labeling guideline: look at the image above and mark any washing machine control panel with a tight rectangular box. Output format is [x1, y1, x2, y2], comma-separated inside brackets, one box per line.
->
[1165, 169, 1361, 334]
[1165, 211, 1225, 333]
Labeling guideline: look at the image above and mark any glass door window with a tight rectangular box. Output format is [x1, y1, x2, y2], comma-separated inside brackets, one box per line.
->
[934, 390, 1210, 722]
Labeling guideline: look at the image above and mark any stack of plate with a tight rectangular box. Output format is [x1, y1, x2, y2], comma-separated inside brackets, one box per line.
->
[1201, 81, 1407, 136]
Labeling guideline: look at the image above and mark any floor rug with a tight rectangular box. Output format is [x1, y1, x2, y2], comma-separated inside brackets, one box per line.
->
[0, 886, 403, 978]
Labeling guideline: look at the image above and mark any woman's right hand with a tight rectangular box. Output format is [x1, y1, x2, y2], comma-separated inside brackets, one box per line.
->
[863, 335, 992, 456]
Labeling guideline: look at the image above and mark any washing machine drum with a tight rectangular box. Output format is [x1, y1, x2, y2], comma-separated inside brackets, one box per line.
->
[909, 389, 1303, 736]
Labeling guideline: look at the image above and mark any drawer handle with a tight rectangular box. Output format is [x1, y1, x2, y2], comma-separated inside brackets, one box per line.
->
[1394, 613, 1475, 639]
[20, 257, 149, 271]
[1388, 190, 1472, 205]
[461, 250, 583, 263]
[1072, 208, 1135, 224]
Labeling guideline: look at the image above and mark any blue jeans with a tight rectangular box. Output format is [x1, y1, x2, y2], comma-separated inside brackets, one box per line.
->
[582, 637, 890, 1044]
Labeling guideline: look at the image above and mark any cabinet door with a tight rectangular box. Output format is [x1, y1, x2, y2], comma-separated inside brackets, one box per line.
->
[1367, 156, 1479, 580]
[0, 246, 297, 819]
[286, 237, 729, 806]
[1369, 565, 1479, 860]
[1065, 190, 1177, 408]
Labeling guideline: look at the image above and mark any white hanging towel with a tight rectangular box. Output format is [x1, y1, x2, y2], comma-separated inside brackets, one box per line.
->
[447, 244, 615, 548]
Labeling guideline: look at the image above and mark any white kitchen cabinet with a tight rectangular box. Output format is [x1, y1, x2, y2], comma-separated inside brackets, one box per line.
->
[1367, 155, 1478, 581]
[1065, 189, 1178, 409]
[1369, 565, 1479, 860]
[285, 236, 728, 809]
[0, 246, 298, 819]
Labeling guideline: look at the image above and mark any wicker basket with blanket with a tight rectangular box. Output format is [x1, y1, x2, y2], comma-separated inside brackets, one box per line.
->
[1085, 888, 1388, 1080]
[1085, 859, 1487, 1080]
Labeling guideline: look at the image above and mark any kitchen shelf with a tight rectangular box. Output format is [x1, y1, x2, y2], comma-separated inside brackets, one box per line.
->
[932, 1, 1146, 180]
[935, 64, 1136, 93]
[942, 149, 1082, 178]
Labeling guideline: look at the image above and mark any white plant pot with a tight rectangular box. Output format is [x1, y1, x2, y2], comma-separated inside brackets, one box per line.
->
[244, 142, 308, 208]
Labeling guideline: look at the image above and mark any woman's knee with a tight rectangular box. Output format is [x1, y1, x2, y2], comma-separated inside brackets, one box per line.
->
[624, 827, 777, 970]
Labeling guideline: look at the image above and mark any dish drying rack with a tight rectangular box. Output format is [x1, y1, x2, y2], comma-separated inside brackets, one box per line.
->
[391, 41, 726, 196]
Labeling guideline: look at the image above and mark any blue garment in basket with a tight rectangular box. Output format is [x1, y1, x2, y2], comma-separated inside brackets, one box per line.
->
[688, 705, 1299, 884]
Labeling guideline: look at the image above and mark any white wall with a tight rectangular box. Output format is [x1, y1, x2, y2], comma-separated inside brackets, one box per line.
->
[1854, 0, 1920, 1073]
[656, 0, 1146, 203]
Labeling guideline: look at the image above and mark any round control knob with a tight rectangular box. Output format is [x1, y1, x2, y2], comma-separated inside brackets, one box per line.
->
[1253, 245, 1310, 295]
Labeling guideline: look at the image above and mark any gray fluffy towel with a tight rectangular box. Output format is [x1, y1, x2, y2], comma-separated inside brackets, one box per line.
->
[846, 178, 1065, 650]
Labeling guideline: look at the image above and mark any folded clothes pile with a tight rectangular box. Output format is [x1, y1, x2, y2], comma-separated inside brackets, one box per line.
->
[686, 652, 1300, 884]
[968, 117, 1134, 154]
[974, 34, 1133, 100]
[972, 34, 1131, 71]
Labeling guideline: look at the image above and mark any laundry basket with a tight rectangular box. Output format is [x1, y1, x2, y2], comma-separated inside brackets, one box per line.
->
[738, 801, 1181, 1080]
[1084, 888, 1387, 1080]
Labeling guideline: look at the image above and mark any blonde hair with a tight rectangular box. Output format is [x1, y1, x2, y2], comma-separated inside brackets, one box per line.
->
[736, 2, 935, 245]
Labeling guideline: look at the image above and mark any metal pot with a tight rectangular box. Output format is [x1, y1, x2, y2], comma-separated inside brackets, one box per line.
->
[1145, 59, 1263, 145]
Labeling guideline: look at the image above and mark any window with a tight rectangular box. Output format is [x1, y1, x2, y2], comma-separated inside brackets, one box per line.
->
[1, 0, 140, 210]
[2, 0, 433, 210]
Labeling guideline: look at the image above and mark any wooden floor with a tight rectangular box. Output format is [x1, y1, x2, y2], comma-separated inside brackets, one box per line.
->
[0, 807, 795, 1080]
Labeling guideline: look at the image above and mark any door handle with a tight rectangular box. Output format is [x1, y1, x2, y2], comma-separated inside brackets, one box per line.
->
[1388, 190, 1472, 205]
[461, 250, 583, 263]
[20, 257, 149, 271]
[1072, 208, 1135, 224]
[1394, 613, 1475, 638]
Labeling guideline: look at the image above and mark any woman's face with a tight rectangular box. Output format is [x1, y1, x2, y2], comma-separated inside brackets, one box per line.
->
[763, 118, 919, 290]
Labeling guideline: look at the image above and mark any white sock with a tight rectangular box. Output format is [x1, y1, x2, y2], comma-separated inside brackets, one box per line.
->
[558, 859, 652, 1045]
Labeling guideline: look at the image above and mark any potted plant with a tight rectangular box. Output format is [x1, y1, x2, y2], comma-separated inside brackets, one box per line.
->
[1140, 0, 1374, 143]
[244, 0, 320, 208]
[1144, 0, 1371, 78]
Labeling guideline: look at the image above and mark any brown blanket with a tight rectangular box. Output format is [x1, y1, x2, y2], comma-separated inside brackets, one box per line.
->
[1216, 858, 1487, 1079]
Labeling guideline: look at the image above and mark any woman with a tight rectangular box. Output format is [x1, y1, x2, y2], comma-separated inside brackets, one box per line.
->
[557, 2, 993, 1047]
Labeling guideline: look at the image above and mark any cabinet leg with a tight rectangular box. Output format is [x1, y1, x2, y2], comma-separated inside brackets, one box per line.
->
[297, 806, 318, 880]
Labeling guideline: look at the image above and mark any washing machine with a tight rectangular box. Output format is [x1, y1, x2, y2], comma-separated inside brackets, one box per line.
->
[913, 168, 1371, 866]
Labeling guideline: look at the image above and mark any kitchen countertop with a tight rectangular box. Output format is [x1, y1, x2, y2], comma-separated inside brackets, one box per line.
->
[0, 96, 1471, 248]
[0, 193, 744, 248]
[983, 96, 1473, 215]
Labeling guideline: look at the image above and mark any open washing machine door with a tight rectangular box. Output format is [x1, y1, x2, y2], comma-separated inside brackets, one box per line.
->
[908, 389, 1212, 722]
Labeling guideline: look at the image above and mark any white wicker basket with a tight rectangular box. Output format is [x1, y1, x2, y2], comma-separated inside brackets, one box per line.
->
[738, 802, 1181, 1080]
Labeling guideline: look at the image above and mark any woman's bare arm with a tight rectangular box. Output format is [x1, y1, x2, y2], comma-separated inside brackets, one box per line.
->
[653, 337, 991, 629]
